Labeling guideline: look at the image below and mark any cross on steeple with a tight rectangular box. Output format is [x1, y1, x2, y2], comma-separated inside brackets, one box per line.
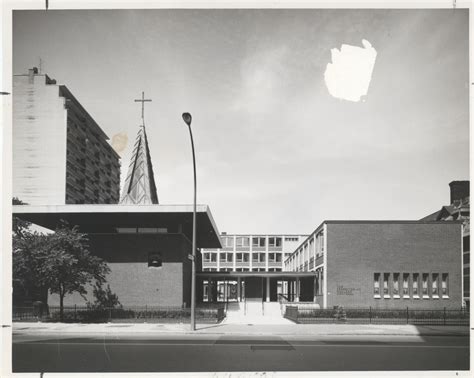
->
[134, 91, 152, 126]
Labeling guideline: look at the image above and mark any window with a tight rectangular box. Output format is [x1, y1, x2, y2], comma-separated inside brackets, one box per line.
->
[210, 254, 217, 262]
[203, 253, 210, 262]
[220, 253, 226, 262]
[413, 273, 419, 297]
[148, 252, 162, 268]
[236, 237, 250, 247]
[269, 237, 282, 247]
[252, 237, 266, 247]
[259, 253, 265, 262]
[374, 273, 380, 297]
[442, 273, 449, 297]
[432, 273, 439, 297]
[252, 253, 259, 262]
[227, 253, 233, 262]
[422, 273, 429, 297]
[393, 273, 400, 297]
[276, 254, 282, 262]
[236, 253, 243, 262]
[222, 237, 234, 248]
[383, 273, 390, 297]
[243, 253, 249, 262]
[403, 273, 409, 297]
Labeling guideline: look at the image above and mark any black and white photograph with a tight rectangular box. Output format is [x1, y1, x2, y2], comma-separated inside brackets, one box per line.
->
[1, 1, 472, 376]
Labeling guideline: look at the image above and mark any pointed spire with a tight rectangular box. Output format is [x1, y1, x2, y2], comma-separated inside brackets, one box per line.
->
[120, 93, 159, 205]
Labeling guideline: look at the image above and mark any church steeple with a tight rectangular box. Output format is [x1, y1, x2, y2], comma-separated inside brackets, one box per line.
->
[120, 92, 159, 205]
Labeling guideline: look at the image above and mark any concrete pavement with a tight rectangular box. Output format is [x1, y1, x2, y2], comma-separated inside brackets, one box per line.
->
[12, 321, 470, 336]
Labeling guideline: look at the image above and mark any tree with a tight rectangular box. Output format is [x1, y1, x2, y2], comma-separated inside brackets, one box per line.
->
[13, 220, 110, 321]
[42, 224, 110, 321]
[12, 197, 30, 238]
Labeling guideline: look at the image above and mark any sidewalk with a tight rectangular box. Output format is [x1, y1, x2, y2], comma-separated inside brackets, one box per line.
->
[12, 321, 470, 337]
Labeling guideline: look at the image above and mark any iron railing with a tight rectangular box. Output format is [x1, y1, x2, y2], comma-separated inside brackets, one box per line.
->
[284, 305, 469, 325]
[13, 303, 226, 324]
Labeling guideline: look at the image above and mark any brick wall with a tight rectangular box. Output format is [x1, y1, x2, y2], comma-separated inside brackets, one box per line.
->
[326, 222, 462, 310]
[49, 232, 194, 307]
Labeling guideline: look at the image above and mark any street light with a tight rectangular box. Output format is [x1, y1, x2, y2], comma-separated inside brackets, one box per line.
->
[182, 112, 197, 331]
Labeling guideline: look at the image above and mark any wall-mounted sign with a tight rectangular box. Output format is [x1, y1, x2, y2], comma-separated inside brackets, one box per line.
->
[336, 285, 361, 296]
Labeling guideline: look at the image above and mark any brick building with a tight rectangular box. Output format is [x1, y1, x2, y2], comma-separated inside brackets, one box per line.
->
[421, 181, 470, 307]
[284, 221, 463, 310]
[13, 67, 121, 205]
[13, 204, 222, 307]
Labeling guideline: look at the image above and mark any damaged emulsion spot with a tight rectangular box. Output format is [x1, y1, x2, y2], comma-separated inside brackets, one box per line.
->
[324, 39, 377, 102]
[111, 132, 128, 154]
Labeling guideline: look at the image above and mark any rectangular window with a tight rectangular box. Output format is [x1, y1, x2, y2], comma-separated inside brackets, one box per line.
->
[413, 273, 419, 297]
[260, 253, 266, 262]
[252, 253, 259, 262]
[374, 273, 380, 297]
[422, 273, 429, 297]
[276, 253, 282, 262]
[236, 237, 250, 247]
[383, 273, 389, 297]
[219, 253, 226, 262]
[442, 273, 449, 297]
[268, 253, 275, 262]
[236, 253, 243, 262]
[252, 237, 266, 247]
[432, 273, 439, 297]
[223, 237, 234, 248]
[227, 253, 233, 262]
[403, 273, 409, 297]
[393, 273, 400, 297]
[203, 253, 210, 262]
[243, 253, 249, 263]
[269, 237, 282, 247]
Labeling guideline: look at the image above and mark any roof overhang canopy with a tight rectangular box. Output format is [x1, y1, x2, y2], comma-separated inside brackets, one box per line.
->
[12, 204, 222, 249]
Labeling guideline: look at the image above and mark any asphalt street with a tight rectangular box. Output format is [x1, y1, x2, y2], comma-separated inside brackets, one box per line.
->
[12, 332, 470, 372]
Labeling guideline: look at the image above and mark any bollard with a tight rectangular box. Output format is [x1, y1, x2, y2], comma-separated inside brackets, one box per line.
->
[406, 307, 409, 324]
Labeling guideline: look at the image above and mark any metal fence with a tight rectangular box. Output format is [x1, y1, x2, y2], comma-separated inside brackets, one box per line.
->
[284, 306, 470, 326]
[13, 304, 226, 324]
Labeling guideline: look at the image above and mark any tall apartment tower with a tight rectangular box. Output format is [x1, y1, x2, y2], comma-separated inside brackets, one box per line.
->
[13, 68, 121, 205]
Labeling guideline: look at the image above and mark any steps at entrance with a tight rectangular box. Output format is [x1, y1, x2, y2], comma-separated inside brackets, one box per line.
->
[223, 301, 292, 325]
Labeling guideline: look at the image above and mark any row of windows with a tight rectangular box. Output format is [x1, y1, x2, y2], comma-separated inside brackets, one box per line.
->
[203, 252, 289, 263]
[221, 236, 283, 248]
[374, 273, 449, 299]
[201, 267, 282, 272]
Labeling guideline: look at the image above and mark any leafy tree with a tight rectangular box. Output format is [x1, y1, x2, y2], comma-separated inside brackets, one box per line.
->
[13, 220, 110, 321]
[12, 197, 30, 238]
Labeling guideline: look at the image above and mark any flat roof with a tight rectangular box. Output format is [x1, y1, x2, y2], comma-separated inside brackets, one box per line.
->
[285, 219, 464, 264]
[197, 271, 316, 278]
[12, 204, 222, 248]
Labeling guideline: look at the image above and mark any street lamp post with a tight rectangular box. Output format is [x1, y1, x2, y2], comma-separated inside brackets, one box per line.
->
[182, 112, 197, 331]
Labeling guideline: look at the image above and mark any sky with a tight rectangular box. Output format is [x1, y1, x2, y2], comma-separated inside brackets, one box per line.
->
[12, 9, 470, 234]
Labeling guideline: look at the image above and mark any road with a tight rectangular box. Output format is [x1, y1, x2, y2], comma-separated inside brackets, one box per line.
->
[12, 332, 469, 372]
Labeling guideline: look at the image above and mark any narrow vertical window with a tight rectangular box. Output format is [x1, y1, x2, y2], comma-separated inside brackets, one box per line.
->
[442, 273, 449, 297]
[383, 273, 390, 298]
[432, 273, 439, 297]
[413, 273, 419, 297]
[393, 273, 400, 297]
[403, 273, 409, 297]
[374, 273, 380, 297]
[422, 273, 429, 297]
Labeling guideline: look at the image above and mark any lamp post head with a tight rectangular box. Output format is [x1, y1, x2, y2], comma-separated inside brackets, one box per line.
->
[182, 112, 192, 126]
